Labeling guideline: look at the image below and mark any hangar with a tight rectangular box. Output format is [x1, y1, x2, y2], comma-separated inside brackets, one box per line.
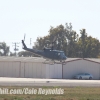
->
[0, 57, 100, 79]
[0, 57, 62, 79]
[63, 58, 100, 80]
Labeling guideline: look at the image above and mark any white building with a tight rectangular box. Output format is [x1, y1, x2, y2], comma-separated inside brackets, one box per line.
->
[0, 57, 100, 79]
[0, 57, 62, 79]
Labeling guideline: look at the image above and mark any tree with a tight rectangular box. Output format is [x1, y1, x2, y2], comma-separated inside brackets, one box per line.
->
[77, 29, 100, 58]
[34, 24, 100, 58]
[35, 24, 79, 57]
[0, 42, 10, 56]
[84, 36, 100, 58]
[10, 52, 16, 56]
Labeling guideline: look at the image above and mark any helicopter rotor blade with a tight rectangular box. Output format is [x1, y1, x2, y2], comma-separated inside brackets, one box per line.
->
[44, 35, 58, 50]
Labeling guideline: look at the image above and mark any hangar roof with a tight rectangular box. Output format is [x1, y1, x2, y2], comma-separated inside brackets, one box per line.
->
[0, 57, 99, 63]
[85, 58, 100, 63]
[0, 56, 44, 62]
[0, 57, 80, 62]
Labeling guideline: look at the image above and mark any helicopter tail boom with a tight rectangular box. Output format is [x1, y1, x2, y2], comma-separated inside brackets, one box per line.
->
[22, 40, 27, 49]
[22, 40, 43, 57]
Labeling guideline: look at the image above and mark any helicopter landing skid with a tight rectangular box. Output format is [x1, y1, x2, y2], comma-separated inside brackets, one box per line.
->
[62, 61, 66, 65]
[43, 60, 66, 65]
[54, 61, 66, 65]
[43, 60, 55, 65]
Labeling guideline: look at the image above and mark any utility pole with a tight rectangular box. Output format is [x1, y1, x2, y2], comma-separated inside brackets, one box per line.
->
[12, 42, 20, 56]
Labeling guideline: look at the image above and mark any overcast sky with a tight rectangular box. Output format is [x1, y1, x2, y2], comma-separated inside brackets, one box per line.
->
[0, 0, 100, 52]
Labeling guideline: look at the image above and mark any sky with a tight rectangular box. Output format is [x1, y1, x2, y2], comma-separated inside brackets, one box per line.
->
[0, 0, 100, 52]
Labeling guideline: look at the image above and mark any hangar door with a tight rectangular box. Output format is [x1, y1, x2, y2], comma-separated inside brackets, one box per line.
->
[0, 61, 20, 77]
[23, 62, 46, 78]
[46, 64, 62, 79]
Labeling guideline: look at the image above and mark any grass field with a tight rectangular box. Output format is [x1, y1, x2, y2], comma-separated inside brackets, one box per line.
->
[0, 86, 100, 100]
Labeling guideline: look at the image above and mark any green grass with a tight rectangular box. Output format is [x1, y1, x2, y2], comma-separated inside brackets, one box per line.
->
[0, 86, 100, 100]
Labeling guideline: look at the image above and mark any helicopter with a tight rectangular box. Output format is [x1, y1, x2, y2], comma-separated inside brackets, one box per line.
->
[22, 35, 67, 64]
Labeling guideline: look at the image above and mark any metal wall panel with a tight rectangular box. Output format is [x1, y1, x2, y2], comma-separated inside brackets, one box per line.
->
[0, 61, 20, 78]
[0, 62, 4, 77]
[56, 64, 62, 79]
[41, 64, 46, 78]
[28, 63, 33, 78]
[0, 62, 12, 77]
[12, 62, 20, 78]
[8, 62, 13, 77]
[20, 62, 25, 78]
[50, 64, 55, 78]
[24, 62, 46, 78]
[24, 62, 29, 78]
[46, 64, 50, 78]
[36, 63, 42, 78]
[32, 63, 37, 78]
[46, 64, 62, 79]
[3, 62, 8, 77]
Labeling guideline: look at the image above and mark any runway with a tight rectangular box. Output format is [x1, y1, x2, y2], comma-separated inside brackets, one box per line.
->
[0, 77, 100, 87]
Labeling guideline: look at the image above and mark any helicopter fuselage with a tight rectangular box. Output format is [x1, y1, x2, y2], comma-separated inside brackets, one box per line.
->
[43, 48, 67, 60]
[22, 40, 67, 61]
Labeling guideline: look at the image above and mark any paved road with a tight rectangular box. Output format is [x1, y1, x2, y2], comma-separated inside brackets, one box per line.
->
[0, 77, 100, 87]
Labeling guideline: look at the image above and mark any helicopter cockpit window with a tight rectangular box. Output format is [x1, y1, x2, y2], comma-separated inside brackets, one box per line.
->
[58, 53, 60, 56]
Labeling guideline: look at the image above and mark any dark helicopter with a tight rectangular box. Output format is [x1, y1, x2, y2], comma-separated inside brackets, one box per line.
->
[22, 35, 67, 64]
